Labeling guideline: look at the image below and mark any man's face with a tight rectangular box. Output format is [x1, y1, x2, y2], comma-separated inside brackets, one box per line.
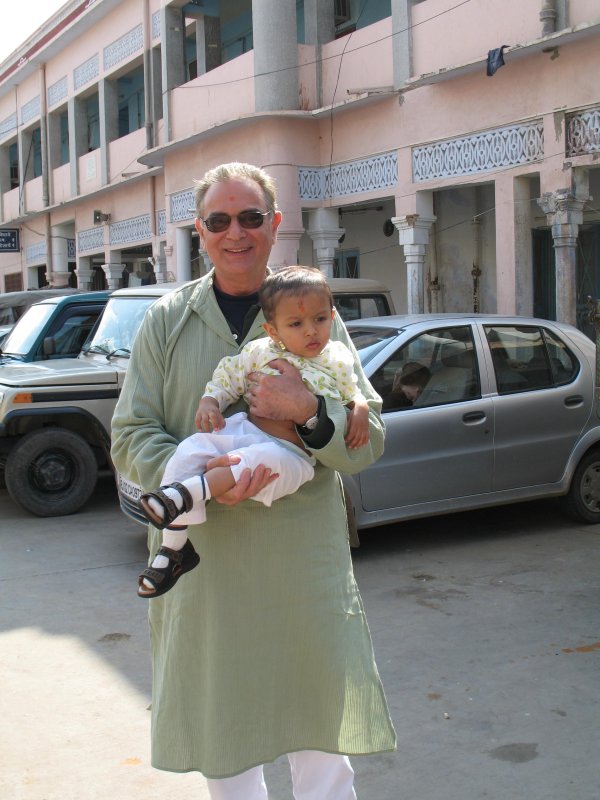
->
[195, 178, 282, 295]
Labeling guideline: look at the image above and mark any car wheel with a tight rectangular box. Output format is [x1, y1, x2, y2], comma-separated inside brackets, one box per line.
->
[5, 428, 97, 517]
[565, 449, 600, 524]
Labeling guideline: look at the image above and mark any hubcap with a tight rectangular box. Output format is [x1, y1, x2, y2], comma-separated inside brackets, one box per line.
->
[30, 450, 74, 493]
[580, 462, 600, 513]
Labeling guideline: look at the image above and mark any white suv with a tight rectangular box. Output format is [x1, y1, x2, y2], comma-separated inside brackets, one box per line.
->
[0, 278, 394, 518]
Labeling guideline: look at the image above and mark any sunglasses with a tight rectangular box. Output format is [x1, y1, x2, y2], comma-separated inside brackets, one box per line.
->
[199, 210, 272, 233]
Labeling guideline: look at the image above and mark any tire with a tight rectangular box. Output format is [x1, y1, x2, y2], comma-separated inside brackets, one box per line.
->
[565, 449, 600, 524]
[5, 428, 98, 517]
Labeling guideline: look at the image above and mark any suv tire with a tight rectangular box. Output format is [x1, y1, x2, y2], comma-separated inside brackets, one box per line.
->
[5, 428, 97, 517]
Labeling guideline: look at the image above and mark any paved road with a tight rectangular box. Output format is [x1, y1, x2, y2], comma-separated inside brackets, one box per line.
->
[1, 478, 599, 800]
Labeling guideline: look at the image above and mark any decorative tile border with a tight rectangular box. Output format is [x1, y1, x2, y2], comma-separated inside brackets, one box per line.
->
[104, 24, 143, 71]
[26, 241, 47, 264]
[78, 226, 105, 252]
[566, 106, 600, 156]
[152, 10, 161, 40]
[109, 214, 151, 245]
[170, 189, 195, 222]
[298, 152, 398, 200]
[20, 96, 41, 126]
[48, 76, 68, 108]
[157, 209, 166, 236]
[0, 113, 17, 141]
[74, 54, 99, 91]
[412, 121, 544, 181]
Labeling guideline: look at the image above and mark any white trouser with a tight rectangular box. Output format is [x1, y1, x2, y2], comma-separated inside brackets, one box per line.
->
[205, 751, 357, 800]
[162, 413, 315, 525]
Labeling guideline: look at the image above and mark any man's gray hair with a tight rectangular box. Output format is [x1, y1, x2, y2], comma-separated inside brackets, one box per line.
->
[193, 162, 278, 218]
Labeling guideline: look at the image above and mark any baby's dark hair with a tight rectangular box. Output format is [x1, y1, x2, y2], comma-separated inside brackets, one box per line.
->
[259, 266, 333, 323]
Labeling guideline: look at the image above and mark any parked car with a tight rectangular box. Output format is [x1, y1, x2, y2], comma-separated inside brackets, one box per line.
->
[0, 288, 86, 345]
[342, 314, 600, 533]
[328, 277, 395, 321]
[0, 276, 395, 518]
[0, 291, 111, 364]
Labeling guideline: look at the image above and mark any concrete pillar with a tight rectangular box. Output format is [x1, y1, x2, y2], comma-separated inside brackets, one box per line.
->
[392, 0, 412, 88]
[49, 224, 71, 287]
[306, 208, 344, 278]
[495, 173, 532, 315]
[304, 0, 334, 43]
[252, 0, 298, 112]
[99, 78, 118, 185]
[304, 0, 335, 105]
[176, 227, 192, 282]
[199, 243, 212, 275]
[101, 262, 125, 290]
[195, 15, 221, 75]
[392, 213, 436, 313]
[270, 229, 305, 272]
[538, 188, 588, 326]
[68, 96, 87, 196]
[161, 6, 186, 141]
[75, 256, 94, 289]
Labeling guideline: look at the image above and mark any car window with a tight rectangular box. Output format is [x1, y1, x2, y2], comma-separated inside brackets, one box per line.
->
[484, 325, 578, 394]
[334, 294, 390, 322]
[368, 325, 480, 411]
[1, 304, 55, 355]
[50, 309, 103, 356]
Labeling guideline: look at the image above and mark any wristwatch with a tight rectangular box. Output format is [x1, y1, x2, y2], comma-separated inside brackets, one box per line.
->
[298, 397, 322, 433]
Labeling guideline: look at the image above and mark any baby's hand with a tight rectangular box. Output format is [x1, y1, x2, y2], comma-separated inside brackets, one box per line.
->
[195, 397, 225, 432]
[344, 399, 370, 450]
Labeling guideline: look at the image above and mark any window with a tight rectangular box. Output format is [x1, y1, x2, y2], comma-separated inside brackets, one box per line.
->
[367, 325, 479, 411]
[333, 249, 359, 279]
[31, 128, 42, 178]
[9, 142, 19, 189]
[117, 67, 145, 137]
[484, 325, 578, 394]
[86, 94, 100, 151]
[59, 112, 69, 166]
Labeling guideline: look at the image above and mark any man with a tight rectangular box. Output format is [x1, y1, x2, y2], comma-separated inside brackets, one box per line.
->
[111, 162, 395, 800]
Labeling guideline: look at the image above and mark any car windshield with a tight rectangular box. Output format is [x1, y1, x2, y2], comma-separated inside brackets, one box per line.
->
[84, 295, 157, 357]
[349, 327, 400, 367]
[0, 303, 55, 356]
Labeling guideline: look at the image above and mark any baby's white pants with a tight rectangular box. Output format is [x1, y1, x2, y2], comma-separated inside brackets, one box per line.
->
[161, 413, 315, 525]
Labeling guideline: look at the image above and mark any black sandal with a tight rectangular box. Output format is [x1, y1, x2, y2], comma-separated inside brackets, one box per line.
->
[139, 482, 194, 529]
[138, 539, 200, 598]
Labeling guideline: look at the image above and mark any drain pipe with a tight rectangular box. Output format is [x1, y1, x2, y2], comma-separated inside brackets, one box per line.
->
[540, 0, 557, 37]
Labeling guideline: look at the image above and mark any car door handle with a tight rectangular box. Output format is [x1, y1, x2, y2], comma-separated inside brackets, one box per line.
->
[462, 411, 486, 424]
[564, 395, 584, 408]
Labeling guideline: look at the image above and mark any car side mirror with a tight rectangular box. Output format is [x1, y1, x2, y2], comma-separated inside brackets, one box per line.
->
[42, 336, 56, 356]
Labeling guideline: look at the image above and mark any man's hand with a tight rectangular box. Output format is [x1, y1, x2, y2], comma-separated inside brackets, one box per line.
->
[247, 359, 317, 424]
[205, 454, 278, 506]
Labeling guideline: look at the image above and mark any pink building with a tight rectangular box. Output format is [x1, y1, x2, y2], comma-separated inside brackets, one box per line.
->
[0, 0, 598, 333]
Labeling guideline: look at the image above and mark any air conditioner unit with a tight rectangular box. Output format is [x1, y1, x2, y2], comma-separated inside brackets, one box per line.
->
[334, 0, 351, 25]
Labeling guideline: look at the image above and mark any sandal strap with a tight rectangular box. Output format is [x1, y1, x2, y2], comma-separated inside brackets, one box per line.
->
[168, 481, 194, 513]
[155, 544, 186, 566]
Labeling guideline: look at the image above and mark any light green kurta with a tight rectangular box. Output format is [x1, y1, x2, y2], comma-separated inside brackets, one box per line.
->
[111, 272, 396, 779]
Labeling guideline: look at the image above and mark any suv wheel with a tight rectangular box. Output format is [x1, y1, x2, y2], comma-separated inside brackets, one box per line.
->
[5, 428, 97, 517]
[565, 449, 600, 524]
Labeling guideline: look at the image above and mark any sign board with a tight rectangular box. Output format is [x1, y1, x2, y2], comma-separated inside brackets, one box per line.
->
[0, 229, 20, 253]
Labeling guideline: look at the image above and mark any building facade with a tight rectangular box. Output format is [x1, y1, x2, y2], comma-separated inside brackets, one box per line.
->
[0, 0, 599, 333]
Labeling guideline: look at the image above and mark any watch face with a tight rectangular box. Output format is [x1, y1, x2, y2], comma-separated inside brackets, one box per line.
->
[304, 415, 319, 430]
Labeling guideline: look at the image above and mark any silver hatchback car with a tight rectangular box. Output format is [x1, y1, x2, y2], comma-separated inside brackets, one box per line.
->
[344, 314, 600, 530]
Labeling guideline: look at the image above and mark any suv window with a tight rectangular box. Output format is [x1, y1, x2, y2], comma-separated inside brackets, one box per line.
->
[49, 308, 102, 357]
[334, 294, 391, 322]
[484, 325, 579, 394]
